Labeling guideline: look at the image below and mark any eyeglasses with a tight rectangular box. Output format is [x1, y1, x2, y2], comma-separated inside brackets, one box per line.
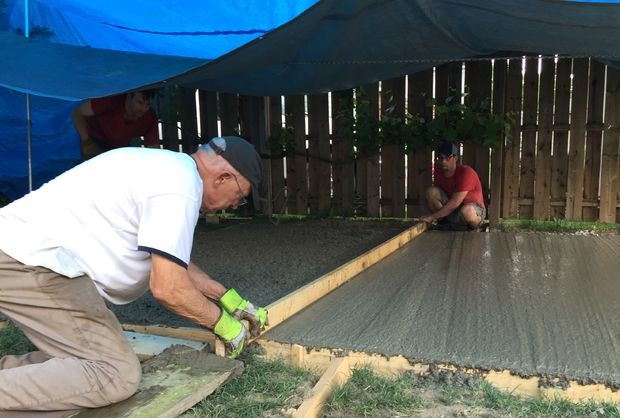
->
[230, 173, 248, 206]
[435, 154, 457, 161]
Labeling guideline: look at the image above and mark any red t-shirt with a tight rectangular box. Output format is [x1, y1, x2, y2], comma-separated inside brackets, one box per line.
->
[434, 164, 485, 208]
[86, 94, 158, 148]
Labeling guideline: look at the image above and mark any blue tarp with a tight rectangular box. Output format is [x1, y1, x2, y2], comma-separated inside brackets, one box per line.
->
[0, 0, 316, 200]
[2, 0, 620, 200]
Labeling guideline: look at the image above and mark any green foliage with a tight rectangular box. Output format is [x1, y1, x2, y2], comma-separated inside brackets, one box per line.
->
[377, 92, 426, 153]
[425, 92, 515, 150]
[324, 367, 424, 417]
[496, 218, 620, 233]
[336, 86, 515, 157]
[182, 349, 316, 418]
[336, 86, 378, 158]
[0, 322, 35, 357]
[268, 123, 295, 155]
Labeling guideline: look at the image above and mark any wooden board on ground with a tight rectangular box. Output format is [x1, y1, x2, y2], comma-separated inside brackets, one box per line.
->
[124, 330, 207, 361]
[1, 345, 243, 418]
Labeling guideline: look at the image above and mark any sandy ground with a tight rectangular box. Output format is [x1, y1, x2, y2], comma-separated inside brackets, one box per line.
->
[110, 218, 415, 328]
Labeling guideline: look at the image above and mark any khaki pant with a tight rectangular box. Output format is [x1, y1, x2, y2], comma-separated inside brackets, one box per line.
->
[0, 250, 141, 411]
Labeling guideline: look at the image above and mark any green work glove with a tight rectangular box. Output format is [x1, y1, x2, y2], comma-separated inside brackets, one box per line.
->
[220, 288, 268, 337]
[213, 309, 248, 359]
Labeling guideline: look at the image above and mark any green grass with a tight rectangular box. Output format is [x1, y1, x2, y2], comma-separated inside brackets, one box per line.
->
[0, 321, 35, 357]
[0, 323, 618, 417]
[323, 367, 620, 418]
[180, 347, 317, 418]
[323, 367, 424, 417]
[494, 218, 620, 234]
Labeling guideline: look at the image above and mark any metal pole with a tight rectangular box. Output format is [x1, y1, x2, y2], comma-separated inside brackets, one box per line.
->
[25, 0, 33, 192]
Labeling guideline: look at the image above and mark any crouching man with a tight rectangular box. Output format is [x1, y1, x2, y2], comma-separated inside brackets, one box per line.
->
[0, 136, 267, 411]
[420, 142, 486, 231]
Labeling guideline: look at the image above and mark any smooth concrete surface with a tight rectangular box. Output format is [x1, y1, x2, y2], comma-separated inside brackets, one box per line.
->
[265, 231, 620, 387]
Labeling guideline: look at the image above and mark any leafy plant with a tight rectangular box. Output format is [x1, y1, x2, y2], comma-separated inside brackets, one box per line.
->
[336, 86, 515, 157]
[424, 91, 515, 150]
[377, 90, 426, 153]
[268, 123, 295, 156]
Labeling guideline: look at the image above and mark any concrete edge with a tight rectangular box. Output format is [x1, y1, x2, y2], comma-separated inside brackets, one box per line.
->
[257, 339, 620, 406]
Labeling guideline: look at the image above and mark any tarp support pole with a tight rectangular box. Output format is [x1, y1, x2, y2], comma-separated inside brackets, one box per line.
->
[25, 0, 33, 192]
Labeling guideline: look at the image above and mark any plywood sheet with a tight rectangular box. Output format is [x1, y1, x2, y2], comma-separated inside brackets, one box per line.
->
[1, 345, 242, 418]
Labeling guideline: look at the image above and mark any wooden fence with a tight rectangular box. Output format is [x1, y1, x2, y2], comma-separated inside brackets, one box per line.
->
[157, 57, 620, 223]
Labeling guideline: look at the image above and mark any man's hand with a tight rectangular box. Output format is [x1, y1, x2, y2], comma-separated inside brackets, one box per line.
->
[213, 309, 248, 358]
[420, 215, 434, 225]
[220, 288, 268, 337]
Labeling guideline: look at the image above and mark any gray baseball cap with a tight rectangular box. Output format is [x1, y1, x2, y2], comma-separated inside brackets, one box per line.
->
[207, 136, 263, 208]
[436, 142, 459, 156]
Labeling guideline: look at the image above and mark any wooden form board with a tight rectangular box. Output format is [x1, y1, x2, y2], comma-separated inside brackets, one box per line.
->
[263, 221, 427, 330]
[123, 222, 426, 350]
[0, 345, 243, 418]
[258, 339, 620, 408]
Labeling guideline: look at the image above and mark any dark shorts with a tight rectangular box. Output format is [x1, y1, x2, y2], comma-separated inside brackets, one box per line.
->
[438, 189, 486, 226]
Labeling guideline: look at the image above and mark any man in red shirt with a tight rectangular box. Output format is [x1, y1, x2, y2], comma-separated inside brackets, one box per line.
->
[72, 90, 159, 159]
[420, 142, 486, 230]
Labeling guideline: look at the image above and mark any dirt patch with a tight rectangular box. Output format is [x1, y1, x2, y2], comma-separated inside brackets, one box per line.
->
[110, 218, 415, 328]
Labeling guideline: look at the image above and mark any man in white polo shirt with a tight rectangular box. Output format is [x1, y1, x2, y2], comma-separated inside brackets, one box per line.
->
[0, 136, 267, 411]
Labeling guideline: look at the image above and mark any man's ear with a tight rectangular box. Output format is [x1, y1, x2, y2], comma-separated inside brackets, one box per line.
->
[215, 172, 231, 186]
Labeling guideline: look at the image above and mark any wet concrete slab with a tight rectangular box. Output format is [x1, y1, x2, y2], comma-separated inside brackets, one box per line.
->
[264, 231, 620, 387]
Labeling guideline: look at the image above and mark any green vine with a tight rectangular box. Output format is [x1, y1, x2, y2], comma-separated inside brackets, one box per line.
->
[268, 123, 296, 156]
[336, 87, 515, 157]
[425, 91, 515, 150]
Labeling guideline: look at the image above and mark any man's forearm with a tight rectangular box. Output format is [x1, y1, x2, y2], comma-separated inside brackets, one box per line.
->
[72, 109, 90, 141]
[188, 262, 227, 301]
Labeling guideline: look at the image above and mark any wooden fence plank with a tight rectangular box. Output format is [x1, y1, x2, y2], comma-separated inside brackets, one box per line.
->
[465, 60, 492, 208]
[238, 95, 267, 213]
[551, 58, 572, 219]
[268, 96, 286, 215]
[359, 84, 380, 217]
[583, 60, 606, 220]
[331, 90, 355, 216]
[285, 95, 308, 214]
[219, 93, 238, 136]
[307, 94, 331, 215]
[601, 66, 620, 223]
[489, 59, 507, 223]
[502, 58, 523, 218]
[198, 90, 218, 141]
[160, 86, 179, 151]
[380, 77, 406, 217]
[179, 87, 198, 153]
[435, 61, 462, 103]
[566, 58, 589, 220]
[519, 57, 538, 219]
[533, 58, 554, 220]
[406, 70, 433, 218]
